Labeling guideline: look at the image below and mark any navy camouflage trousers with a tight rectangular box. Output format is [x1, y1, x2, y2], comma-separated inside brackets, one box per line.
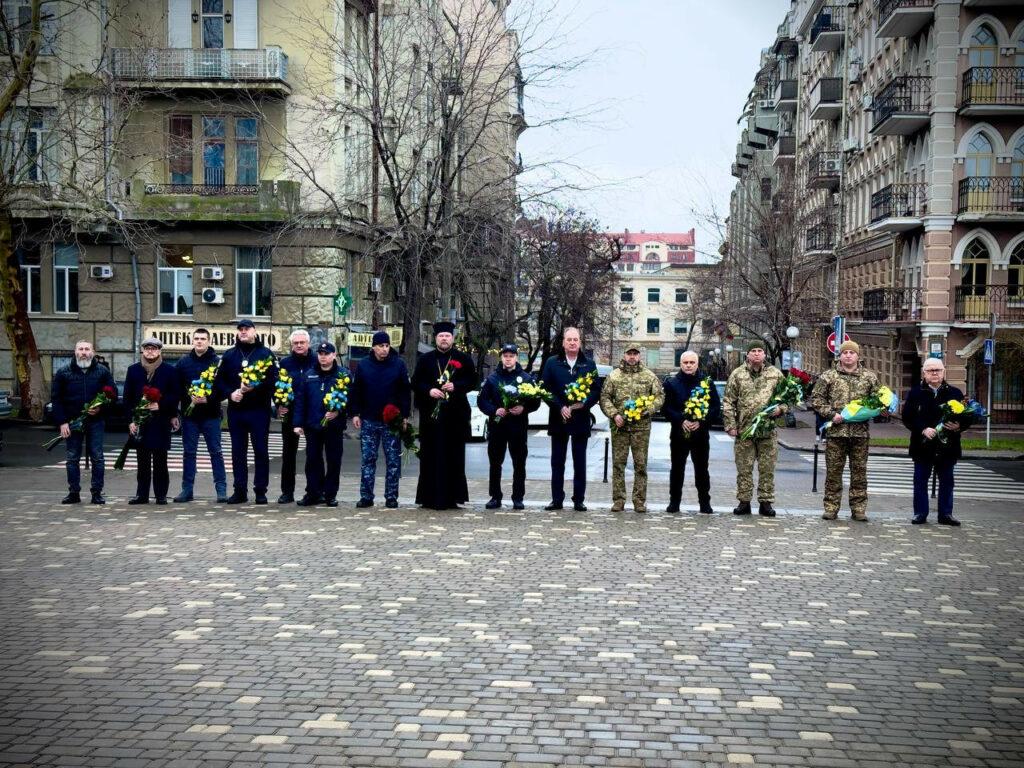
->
[360, 419, 402, 502]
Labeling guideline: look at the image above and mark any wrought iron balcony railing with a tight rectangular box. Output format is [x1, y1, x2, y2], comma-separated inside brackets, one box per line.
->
[955, 285, 1024, 322]
[961, 67, 1024, 108]
[805, 222, 834, 253]
[807, 150, 841, 186]
[111, 47, 288, 85]
[957, 177, 1024, 214]
[870, 182, 927, 222]
[810, 6, 845, 45]
[859, 287, 923, 322]
[877, 0, 933, 26]
[871, 75, 931, 129]
[145, 183, 259, 196]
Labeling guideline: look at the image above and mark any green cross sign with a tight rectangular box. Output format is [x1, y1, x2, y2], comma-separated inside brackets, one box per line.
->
[334, 286, 352, 318]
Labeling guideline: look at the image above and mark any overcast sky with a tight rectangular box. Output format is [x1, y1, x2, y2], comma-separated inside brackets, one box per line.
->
[518, 0, 791, 258]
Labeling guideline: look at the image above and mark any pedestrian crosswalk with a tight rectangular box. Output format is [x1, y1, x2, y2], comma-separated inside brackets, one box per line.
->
[800, 453, 1024, 501]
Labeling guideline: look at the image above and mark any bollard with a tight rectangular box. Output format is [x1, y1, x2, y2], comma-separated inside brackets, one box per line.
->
[812, 440, 819, 493]
[603, 437, 609, 483]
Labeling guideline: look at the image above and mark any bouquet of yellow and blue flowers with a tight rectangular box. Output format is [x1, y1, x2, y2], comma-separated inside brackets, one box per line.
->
[496, 378, 554, 422]
[820, 384, 899, 437]
[681, 377, 713, 439]
[273, 369, 295, 420]
[320, 371, 352, 427]
[240, 357, 274, 389]
[933, 397, 986, 443]
[565, 370, 596, 404]
[184, 364, 217, 416]
[740, 373, 806, 440]
[621, 395, 657, 424]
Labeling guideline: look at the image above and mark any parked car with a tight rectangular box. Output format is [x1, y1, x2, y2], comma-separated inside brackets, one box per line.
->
[44, 381, 132, 432]
[709, 380, 727, 430]
[465, 390, 489, 442]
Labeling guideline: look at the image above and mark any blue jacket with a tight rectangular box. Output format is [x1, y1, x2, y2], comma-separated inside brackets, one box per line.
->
[124, 362, 180, 451]
[662, 369, 721, 441]
[350, 349, 411, 422]
[902, 381, 965, 462]
[293, 363, 349, 433]
[214, 340, 277, 412]
[50, 359, 115, 425]
[539, 354, 601, 436]
[175, 348, 221, 421]
[478, 364, 540, 433]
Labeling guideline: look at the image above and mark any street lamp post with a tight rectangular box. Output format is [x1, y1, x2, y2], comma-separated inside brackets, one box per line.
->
[784, 325, 799, 371]
[607, 236, 625, 365]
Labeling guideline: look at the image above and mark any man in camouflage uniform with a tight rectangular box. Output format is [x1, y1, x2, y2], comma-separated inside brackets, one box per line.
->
[723, 341, 789, 517]
[810, 340, 880, 522]
[599, 345, 664, 513]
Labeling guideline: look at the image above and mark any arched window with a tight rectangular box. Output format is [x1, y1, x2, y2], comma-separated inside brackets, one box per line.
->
[966, 132, 995, 178]
[1009, 242, 1024, 299]
[969, 24, 998, 68]
[961, 238, 990, 296]
[1012, 134, 1024, 179]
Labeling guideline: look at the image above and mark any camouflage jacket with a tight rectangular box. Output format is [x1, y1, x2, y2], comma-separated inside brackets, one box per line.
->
[810, 364, 881, 439]
[722, 363, 786, 434]
[599, 360, 665, 432]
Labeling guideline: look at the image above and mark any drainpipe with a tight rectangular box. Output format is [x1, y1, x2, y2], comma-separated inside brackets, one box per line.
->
[833, 7, 851, 319]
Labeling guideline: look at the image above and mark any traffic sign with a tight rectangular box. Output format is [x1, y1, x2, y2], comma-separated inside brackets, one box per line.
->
[984, 338, 995, 366]
[826, 331, 850, 354]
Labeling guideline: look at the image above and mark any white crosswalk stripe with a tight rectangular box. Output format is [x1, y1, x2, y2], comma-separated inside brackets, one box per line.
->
[801, 453, 1024, 501]
[48, 433, 294, 473]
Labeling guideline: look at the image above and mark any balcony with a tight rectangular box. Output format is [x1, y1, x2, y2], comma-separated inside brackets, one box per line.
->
[731, 162, 745, 179]
[773, 135, 796, 167]
[805, 221, 835, 256]
[870, 75, 931, 135]
[774, 79, 798, 112]
[868, 182, 927, 232]
[955, 285, 1024, 323]
[111, 47, 290, 95]
[957, 177, 1024, 221]
[810, 77, 842, 121]
[810, 6, 845, 52]
[807, 150, 841, 190]
[853, 287, 923, 323]
[876, 0, 933, 38]
[131, 178, 301, 222]
[960, 67, 1024, 116]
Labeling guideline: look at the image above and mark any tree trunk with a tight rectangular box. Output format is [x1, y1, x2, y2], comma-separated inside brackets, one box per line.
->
[400, 258, 425, 370]
[0, 211, 46, 420]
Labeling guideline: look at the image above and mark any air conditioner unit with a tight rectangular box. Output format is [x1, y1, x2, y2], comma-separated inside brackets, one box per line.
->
[201, 266, 224, 281]
[843, 138, 861, 153]
[380, 303, 392, 324]
[369, 277, 381, 294]
[823, 158, 842, 173]
[201, 287, 225, 305]
[757, 99, 776, 110]
[90, 264, 113, 280]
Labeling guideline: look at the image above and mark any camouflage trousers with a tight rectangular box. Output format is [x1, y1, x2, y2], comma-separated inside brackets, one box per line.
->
[733, 434, 777, 503]
[359, 419, 402, 502]
[611, 425, 651, 509]
[823, 436, 869, 518]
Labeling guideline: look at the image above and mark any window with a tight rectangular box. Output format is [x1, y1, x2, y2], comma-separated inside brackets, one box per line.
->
[968, 24, 997, 68]
[203, 117, 225, 186]
[53, 243, 79, 314]
[760, 177, 772, 202]
[646, 318, 660, 334]
[235, 117, 258, 185]
[702, 318, 715, 334]
[620, 286, 633, 303]
[675, 288, 688, 303]
[960, 238, 990, 296]
[1009, 243, 1024, 299]
[169, 115, 193, 184]
[236, 246, 272, 316]
[1, 2, 57, 55]
[674, 320, 688, 335]
[7, 107, 57, 183]
[647, 287, 660, 303]
[202, 0, 224, 48]
[158, 246, 194, 315]
[618, 317, 632, 335]
[17, 246, 41, 313]
[966, 132, 994, 181]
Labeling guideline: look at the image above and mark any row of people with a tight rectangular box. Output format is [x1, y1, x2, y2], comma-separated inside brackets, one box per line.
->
[51, 324, 968, 524]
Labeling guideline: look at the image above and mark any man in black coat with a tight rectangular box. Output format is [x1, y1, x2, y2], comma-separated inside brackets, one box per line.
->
[539, 327, 601, 511]
[292, 343, 348, 507]
[124, 338, 180, 504]
[213, 318, 278, 504]
[276, 329, 314, 503]
[173, 328, 227, 502]
[662, 351, 722, 514]
[477, 344, 540, 510]
[411, 321, 477, 509]
[902, 357, 964, 526]
[50, 339, 115, 504]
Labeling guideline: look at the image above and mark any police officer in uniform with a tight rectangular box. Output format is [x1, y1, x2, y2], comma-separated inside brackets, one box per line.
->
[292, 342, 348, 507]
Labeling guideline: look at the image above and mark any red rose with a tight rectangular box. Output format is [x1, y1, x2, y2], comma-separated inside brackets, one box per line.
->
[382, 404, 402, 423]
[143, 386, 162, 402]
[103, 386, 117, 399]
[449, 360, 462, 370]
[789, 367, 812, 386]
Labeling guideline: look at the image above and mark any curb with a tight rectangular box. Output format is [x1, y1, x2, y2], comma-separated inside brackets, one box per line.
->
[777, 437, 1023, 461]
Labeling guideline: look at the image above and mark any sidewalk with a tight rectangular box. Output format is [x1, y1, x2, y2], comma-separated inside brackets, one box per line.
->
[777, 408, 1024, 459]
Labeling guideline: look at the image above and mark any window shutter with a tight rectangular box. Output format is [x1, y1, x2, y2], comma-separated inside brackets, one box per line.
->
[233, 0, 258, 48]
[167, 0, 190, 48]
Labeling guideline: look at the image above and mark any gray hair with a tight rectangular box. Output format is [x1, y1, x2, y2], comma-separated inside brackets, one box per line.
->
[680, 350, 699, 364]
[922, 357, 945, 371]
[289, 329, 310, 342]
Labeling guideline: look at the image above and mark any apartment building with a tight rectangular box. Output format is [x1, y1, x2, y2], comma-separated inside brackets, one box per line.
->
[731, 0, 1024, 423]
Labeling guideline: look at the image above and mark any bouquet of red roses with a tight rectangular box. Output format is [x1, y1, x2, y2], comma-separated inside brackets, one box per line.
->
[383, 403, 420, 456]
[114, 385, 162, 470]
[43, 385, 118, 450]
[431, 358, 463, 419]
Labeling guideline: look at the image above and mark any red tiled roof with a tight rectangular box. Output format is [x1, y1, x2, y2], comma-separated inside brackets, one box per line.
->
[607, 229, 696, 248]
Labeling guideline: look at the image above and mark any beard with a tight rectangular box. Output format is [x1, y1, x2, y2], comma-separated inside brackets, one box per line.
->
[75, 356, 92, 369]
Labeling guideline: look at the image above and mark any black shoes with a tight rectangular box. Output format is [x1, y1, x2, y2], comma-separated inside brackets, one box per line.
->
[61, 492, 81, 504]
[90, 491, 105, 505]
[278, 493, 294, 504]
[938, 516, 961, 527]
[733, 501, 752, 515]
[296, 494, 321, 507]
[323, 498, 339, 507]
[912, 516, 927, 524]
[699, 504, 714, 514]
[512, 501, 525, 510]
[758, 502, 776, 517]
[173, 491, 193, 503]
[254, 493, 268, 505]
[224, 490, 248, 504]
[385, 499, 399, 509]
[355, 498, 374, 508]
[544, 502, 563, 511]
[155, 497, 168, 505]
[574, 502, 587, 512]
[485, 498, 501, 509]
[665, 502, 681, 514]
[128, 496, 149, 505]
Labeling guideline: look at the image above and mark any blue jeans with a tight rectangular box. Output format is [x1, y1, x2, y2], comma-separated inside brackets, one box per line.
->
[66, 419, 105, 492]
[913, 458, 955, 520]
[228, 409, 271, 493]
[360, 420, 402, 501]
[180, 417, 227, 496]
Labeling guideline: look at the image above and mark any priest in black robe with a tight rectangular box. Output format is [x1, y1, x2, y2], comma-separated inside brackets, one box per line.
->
[412, 321, 477, 509]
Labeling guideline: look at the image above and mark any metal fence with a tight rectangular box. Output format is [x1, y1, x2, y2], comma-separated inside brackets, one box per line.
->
[871, 75, 931, 129]
[960, 67, 1024, 107]
[957, 177, 1024, 214]
[870, 182, 927, 222]
[954, 285, 1024, 323]
[111, 47, 288, 83]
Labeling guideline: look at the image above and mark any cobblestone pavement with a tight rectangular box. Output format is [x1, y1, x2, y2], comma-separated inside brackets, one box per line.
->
[1, 494, 1023, 768]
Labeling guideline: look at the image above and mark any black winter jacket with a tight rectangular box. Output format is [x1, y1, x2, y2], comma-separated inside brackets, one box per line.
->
[662, 369, 722, 440]
[124, 362, 180, 451]
[902, 381, 966, 462]
[478, 364, 541, 433]
[539, 354, 601, 436]
[350, 349, 411, 422]
[50, 359, 115, 425]
[293, 363, 349, 433]
[176, 348, 221, 421]
[214, 340, 277, 412]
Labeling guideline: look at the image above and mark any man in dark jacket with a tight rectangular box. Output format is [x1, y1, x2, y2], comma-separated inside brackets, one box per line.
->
[350, 331, 411, 509]
[902, 357, 964, 526]
[292, 342, 348, 507]
[478, 344, 540, 510]
[662, 351, 721, 514]
[276, 329, 314, 503]
[539, 327, 601, 511]
[124, 338, 180, 504]
[173, 328, 227, 502]
[213, 318, 277, 504]
[51, 340, 115, 504]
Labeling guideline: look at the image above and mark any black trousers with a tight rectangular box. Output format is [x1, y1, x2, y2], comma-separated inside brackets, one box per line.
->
[669, 433, 711, 506]
[488, 426, 528, 503]
[280, 421, 301, 495]
[304, 429, 344, 501]
[551, 431, 588, 504]
[136, 447, 170, 500]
